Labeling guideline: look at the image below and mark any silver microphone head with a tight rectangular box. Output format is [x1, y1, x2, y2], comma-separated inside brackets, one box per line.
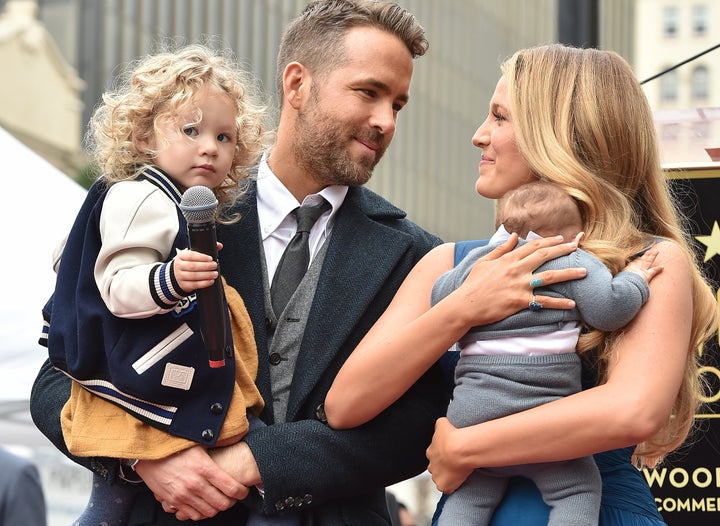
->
[179, 186, 218, 224]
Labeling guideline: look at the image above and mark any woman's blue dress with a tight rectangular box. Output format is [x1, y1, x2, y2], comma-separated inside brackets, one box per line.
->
[431, 440, 666, 525]
[430, 241, 667, 525]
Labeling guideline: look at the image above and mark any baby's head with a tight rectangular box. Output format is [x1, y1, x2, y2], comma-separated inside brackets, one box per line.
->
[88, 44, 267, 201]
[496, 180, 582, 241]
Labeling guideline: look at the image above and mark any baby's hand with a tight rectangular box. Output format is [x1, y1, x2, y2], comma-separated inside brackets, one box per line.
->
[624, 245, 663, 284]
[173, 248, 219, 293]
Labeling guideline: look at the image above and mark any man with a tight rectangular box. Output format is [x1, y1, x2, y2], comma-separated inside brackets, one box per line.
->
[0, 448, 47, 526]
[31, 1, 447, 524]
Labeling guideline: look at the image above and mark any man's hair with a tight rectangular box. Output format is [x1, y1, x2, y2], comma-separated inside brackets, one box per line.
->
[275, 0, 428, 101]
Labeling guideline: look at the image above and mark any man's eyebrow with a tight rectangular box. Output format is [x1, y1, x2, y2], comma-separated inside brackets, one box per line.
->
[357, 78, 410, 104]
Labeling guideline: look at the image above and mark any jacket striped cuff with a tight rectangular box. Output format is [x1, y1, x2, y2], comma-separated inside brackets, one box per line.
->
[149, 261, 186, 309]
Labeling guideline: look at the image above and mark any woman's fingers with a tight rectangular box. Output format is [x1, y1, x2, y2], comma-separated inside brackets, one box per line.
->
[530, 267, 587, 290]
[515, 236, 580, 269]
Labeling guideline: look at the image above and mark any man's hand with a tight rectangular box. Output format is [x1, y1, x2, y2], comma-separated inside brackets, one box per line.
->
[134, 445, 249, 521]
[208, 441, 262, 488]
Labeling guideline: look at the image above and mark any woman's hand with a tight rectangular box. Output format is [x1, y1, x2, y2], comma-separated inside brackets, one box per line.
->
[426, 417, 473, 494]
[451, 233, 586, 329]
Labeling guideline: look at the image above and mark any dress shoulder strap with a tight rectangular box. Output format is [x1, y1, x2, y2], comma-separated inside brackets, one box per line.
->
[453, 239, 489, 265]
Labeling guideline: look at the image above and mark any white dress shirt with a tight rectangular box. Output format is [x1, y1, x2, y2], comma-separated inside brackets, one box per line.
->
[255, 156, 348, 284]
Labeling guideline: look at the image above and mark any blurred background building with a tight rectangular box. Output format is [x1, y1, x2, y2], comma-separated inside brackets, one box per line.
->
[1, 0, 718, 239]
[634, 0, 720, 165]
[0, 1, 717, 524]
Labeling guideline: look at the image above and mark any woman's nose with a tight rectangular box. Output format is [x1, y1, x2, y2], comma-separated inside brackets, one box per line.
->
[472, 124, 489, 148]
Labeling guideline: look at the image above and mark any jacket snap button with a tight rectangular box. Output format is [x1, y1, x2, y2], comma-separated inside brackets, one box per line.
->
[201, 429, 214, 442]
[210, 403, 223, 415]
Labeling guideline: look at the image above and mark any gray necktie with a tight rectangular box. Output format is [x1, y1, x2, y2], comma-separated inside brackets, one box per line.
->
[271, 199, 331, 315]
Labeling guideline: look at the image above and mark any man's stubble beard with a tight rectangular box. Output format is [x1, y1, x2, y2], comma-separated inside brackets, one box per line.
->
[292, 92, 387, 188]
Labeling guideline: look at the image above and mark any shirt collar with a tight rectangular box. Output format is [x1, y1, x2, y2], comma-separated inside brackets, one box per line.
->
[256, 154, 348, 240]
[490, 224, 543, 245]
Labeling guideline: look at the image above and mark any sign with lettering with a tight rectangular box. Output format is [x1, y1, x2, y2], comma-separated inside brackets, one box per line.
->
[645, 168, 720, 525]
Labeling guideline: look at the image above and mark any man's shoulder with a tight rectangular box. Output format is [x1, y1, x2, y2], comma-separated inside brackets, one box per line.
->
[347, 186, 405, 217]
[347, 186, 440, 243]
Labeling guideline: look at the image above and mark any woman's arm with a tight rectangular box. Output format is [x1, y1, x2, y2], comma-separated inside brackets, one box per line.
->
[325, 234, 584, 429]
[426, 239, 692, 493]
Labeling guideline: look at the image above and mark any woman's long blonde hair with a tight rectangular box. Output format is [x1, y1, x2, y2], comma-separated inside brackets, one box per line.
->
[502, 44, 718, 466]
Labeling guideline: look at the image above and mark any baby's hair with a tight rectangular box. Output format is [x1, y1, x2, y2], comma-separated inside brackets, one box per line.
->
[496, 179, 582, 241]
[86, 43, 268, 219]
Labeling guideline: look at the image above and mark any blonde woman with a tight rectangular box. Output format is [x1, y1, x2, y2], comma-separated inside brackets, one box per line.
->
[326, 44, 718, 525]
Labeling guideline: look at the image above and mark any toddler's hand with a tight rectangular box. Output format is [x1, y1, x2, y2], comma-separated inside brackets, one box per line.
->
[174, 248, 219, 293]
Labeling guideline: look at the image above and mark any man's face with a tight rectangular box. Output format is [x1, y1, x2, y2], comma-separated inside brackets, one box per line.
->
[293, 26, 413, 187]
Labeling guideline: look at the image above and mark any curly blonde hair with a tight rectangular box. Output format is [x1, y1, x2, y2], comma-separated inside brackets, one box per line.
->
[86, 43, 268, 222]
[501, 44, 718, 467]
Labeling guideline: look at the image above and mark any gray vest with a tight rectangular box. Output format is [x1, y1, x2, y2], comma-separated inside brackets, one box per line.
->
[261, 239, 330, 422]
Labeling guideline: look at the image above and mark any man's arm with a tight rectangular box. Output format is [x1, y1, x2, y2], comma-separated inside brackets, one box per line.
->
[0, 451, 48, 526]
[244, 364, 447, 515]
[30, 359, 112, 474]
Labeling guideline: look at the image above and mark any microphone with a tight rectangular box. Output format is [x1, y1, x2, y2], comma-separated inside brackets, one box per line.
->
[179, 186, 226, 368]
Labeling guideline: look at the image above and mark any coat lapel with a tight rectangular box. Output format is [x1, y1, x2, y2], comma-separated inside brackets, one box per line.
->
[286, 188, 414, 420]
[216, 185, 274, 413]
[219, 183, 415, 424]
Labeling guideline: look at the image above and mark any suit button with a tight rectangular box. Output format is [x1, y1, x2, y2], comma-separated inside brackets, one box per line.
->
[201, 429, 214, 442]
[303, 494, 312, 505]
[315, 404, 327, 423]
[269, 353, 282, 366]
[265, 317, 275, 334]
[210, 403, 223, 415]
[275, 501, 285, 511]
[225, 345, 233, 358]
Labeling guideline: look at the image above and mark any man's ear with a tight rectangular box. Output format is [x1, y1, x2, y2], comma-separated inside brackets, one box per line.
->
[283, 62, 309, 110]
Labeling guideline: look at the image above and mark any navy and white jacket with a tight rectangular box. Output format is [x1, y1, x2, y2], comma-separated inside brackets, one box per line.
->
[40, 166, 235, 445]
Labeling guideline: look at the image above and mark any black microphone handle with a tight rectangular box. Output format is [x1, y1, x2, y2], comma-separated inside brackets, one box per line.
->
[187, 221, 227, 368]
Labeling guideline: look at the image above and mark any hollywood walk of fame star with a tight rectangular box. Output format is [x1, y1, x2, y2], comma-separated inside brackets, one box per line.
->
[695, 221, 720, 263]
